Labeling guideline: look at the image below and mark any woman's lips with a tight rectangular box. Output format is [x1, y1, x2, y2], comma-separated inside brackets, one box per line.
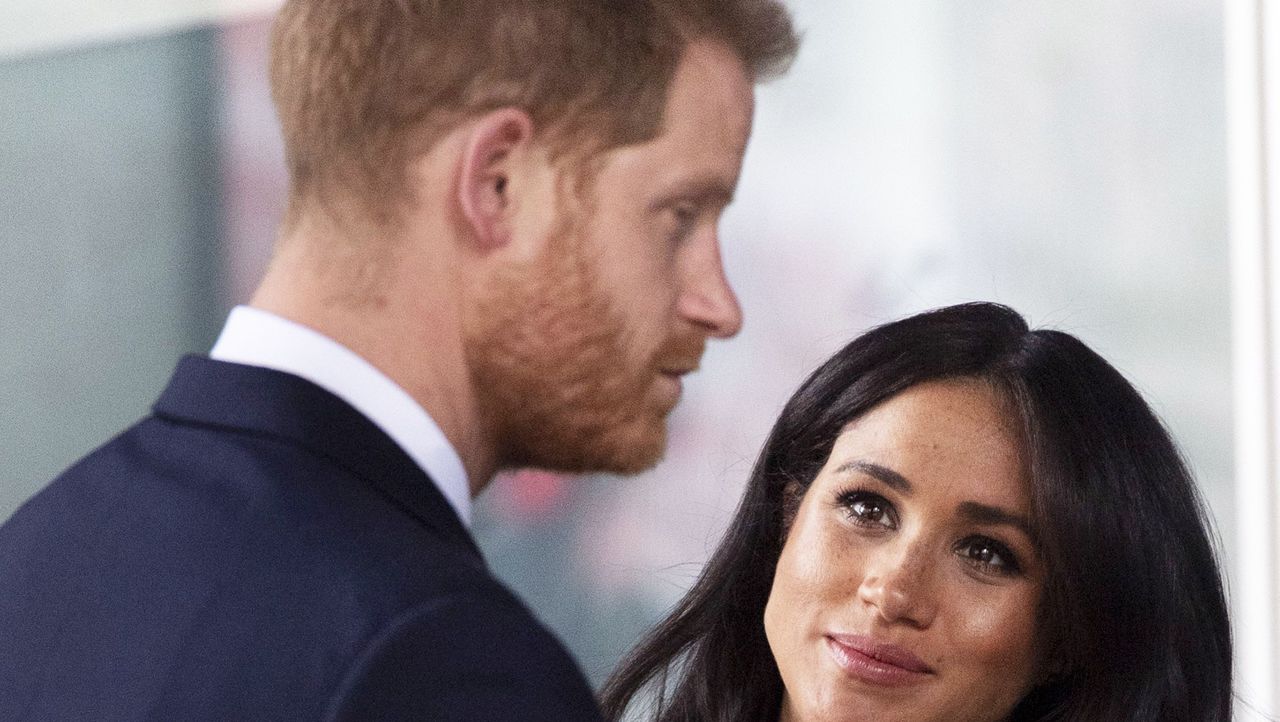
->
[824, 634, 935, 687]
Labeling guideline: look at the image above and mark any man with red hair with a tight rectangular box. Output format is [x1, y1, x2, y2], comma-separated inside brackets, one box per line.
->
[0, 1, 797, 718]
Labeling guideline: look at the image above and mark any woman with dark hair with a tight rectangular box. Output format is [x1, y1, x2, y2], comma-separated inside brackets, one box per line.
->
[601, 302, 1232, 721]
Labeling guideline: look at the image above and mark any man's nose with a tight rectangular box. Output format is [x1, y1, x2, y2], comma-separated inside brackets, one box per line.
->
[856, 539, 938, 629]
[678, 235, 743, 339]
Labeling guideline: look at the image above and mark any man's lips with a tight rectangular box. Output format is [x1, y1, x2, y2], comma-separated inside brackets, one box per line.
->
[656, 334, 705, 378]
[654, 366, 696, 405]
[825, 634, 935, 686]
[657, 355, 701, 377]
[659, 366, 698, 376]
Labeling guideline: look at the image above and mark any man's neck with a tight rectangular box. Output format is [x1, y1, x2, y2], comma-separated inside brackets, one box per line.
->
[250, 230, 498, 496]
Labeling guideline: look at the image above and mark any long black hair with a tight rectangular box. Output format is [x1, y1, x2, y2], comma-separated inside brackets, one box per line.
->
[600, 302, 1231, 721]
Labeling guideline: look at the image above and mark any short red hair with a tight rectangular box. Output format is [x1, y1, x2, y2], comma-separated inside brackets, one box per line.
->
[269, 0, 798, 221]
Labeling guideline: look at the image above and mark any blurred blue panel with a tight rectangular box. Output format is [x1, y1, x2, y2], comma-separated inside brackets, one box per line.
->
[0, 28, 223, 520]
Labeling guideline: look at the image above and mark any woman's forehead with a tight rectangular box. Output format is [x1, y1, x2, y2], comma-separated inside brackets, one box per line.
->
[823, 379, 1031, 505]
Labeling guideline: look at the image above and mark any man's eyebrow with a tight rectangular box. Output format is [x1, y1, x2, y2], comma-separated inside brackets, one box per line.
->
[833, 460, 912, 493]
[651, 177, 737, 210]
[957, 501, 1037, 543]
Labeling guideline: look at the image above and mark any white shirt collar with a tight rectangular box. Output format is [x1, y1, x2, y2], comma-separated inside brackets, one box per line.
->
[208, 305, 472, 526]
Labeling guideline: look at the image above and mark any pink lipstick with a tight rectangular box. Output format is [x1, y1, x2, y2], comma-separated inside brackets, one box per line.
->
[824, 634, 934, 687]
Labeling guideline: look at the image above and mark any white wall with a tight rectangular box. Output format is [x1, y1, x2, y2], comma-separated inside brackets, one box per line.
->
[1226, 0, 1280, 714]
[0, 0, 280, 59]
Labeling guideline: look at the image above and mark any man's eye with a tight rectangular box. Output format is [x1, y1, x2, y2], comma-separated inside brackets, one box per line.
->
[835, 490, 896, 529]
[957, 536, 1021, 576]
[671, 205, 698, 235]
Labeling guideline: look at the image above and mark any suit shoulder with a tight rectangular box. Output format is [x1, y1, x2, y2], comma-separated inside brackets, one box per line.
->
[325, 588, 603, 722]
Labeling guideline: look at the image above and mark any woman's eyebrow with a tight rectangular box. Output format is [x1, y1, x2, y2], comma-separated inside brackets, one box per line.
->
[958, 501, 1037, 543]
[834, 460, 912, 493]
[835, 460, 1038, 543]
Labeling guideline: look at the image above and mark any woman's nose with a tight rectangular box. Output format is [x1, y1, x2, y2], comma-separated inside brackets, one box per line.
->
[856, 540, 937, 628]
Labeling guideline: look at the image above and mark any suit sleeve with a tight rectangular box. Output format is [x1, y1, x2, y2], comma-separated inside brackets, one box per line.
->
[323, 590, 604, 722]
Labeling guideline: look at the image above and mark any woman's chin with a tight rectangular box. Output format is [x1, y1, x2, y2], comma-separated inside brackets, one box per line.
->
[781, 683, 911, 722]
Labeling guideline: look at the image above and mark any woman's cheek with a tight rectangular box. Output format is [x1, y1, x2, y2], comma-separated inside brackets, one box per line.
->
[945, 583, 1041, 673]
[793, 518, 866, 606]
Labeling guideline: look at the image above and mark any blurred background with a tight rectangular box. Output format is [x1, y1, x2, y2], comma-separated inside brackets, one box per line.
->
[1, 0, 1275, 718]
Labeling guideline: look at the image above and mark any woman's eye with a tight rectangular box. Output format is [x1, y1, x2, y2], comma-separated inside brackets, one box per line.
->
[957, 536, 1021, 576]
[835, 491, 896, 529]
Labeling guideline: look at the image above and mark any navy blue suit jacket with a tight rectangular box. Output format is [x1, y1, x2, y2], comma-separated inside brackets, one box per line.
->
[0, 356, 604, 721]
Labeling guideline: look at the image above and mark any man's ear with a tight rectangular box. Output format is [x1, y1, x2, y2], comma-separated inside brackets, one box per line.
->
[456, 108, 535, 250]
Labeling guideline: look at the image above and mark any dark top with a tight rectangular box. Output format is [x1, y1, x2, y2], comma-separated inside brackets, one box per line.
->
[0, 356, 603, 721]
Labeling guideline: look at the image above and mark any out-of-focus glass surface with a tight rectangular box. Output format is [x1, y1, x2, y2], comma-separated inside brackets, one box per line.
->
[1, 0, 1232, 702]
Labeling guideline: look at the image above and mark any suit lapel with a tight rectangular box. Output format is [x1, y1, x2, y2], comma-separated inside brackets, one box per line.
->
[152, 355, 481, 560]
